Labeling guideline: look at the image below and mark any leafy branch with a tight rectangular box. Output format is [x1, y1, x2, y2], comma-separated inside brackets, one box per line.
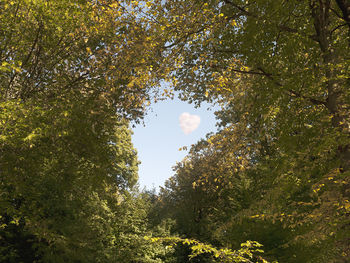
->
[145, 236, 272, 263]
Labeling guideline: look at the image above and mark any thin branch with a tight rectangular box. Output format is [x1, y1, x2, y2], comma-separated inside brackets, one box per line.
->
[288, 89, 327, 106]
[330, 7, 343, 19]
[212, 47, 239, 54]
[63, 71, 90, 90]
[6, 19, 42, 98]
[256, 67, 281, 83]
[22, 22, 42, 68]
[278, 25, 319, 42]
[331, 23, 348, 35]
[229, 68, 271, 76]
[222, 0, 257, 18]
[163, 27, 206, 49]
[257, 67, 327, 106]
[335, 0, 350, 24]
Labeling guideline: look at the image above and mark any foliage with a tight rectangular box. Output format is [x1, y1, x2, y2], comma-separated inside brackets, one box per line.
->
[154, 0, 350, 262]
[0, 0, 165, 118]
[147, 237, 271, 263]
[0, 0, 164, 262]
[1, 0, 349, 262]
[111, 191, 176, 263]
[0, 99, 138, 261]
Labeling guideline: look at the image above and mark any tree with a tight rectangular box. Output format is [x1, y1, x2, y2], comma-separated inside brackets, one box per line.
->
[0, 101, 140, 261]
[159, 131, 294, 262]
[2, 0, 349, 261]
[153, 0, 349, 261]
[0, 0, 165, 261]
[160, 135, 251, 242]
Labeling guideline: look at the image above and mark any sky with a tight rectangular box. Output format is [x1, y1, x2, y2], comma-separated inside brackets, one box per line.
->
[132, 95, 219, 190]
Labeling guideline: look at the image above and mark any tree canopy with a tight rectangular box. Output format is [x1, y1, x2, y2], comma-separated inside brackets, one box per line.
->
[1, 0, 349, 262]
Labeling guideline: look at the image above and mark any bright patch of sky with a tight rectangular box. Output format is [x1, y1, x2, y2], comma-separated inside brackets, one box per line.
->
[132, 95, 219, 191]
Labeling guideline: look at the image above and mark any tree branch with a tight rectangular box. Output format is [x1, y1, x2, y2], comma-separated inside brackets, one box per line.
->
[278, 25, 319, 42]
[163, 27, 206, 49]
[256, 67, 327, 106]
[335, 0, 350, 27]
[222, 0, 257, 18]
[288, 89, 326, 106]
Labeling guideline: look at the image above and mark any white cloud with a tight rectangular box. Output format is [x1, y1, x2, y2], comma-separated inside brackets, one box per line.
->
[179, 112, 200, 135]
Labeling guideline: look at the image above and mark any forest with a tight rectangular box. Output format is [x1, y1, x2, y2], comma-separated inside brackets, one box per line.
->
[0, 0, 349, 262]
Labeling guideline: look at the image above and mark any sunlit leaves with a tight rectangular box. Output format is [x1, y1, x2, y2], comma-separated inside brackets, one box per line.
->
[147, 236, 269, 263]
[0, 1, 165, 261]
[151, 0, 349, 261]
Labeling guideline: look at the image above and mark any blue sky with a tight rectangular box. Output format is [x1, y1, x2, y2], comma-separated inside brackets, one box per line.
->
[132, 95, 219, 190]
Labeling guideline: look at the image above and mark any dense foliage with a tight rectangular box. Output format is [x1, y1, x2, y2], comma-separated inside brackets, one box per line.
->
[0, 0, 163, 262]
[156, 0, 350, 262]
[1, 0, 349, 262]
